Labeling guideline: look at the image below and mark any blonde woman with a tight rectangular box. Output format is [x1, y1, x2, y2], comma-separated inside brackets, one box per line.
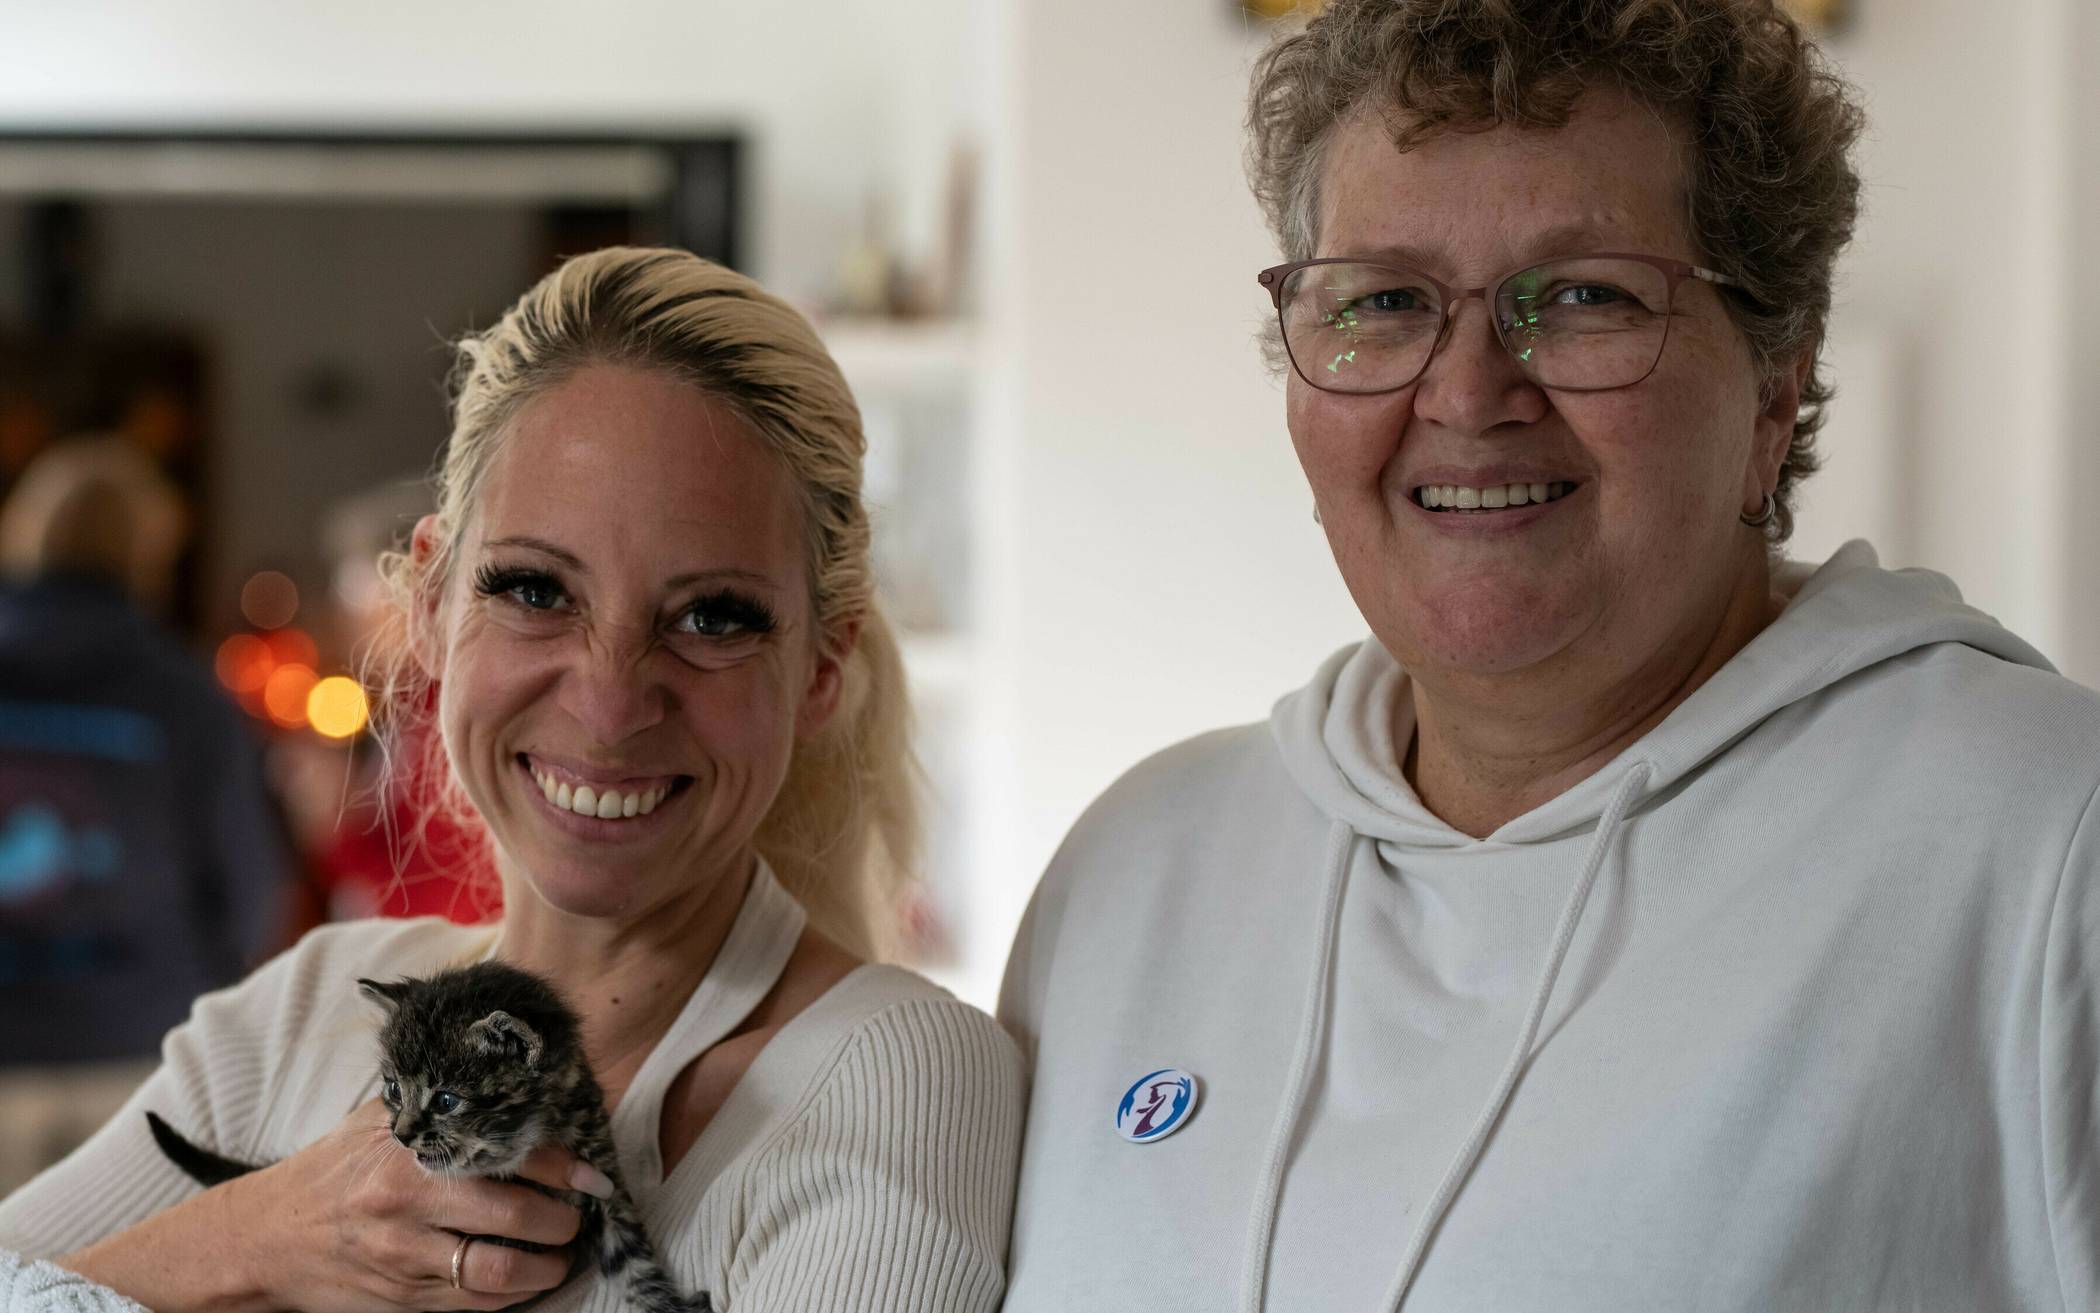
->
[0, 248, 1024, 1313]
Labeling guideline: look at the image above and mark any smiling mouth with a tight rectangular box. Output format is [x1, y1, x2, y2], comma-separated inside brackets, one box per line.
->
[1414, 480, 1579, 513]
[518, 754, 693, 821]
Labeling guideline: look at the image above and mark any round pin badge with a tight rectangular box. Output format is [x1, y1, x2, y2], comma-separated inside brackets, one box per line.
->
[1114, 1068, 1201, 1143]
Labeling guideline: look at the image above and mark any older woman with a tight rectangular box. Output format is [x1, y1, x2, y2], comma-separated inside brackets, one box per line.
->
[999, 3, 2097, 1310]
[0, 248, 1023, 1313]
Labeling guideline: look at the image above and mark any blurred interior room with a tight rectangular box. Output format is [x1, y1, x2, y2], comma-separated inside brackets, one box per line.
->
[0, 0, 2094, 1190]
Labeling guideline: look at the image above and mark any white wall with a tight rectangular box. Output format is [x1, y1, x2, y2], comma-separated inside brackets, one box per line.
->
[975, 0, 1365, 988]
[1812, 0, 2087, 683]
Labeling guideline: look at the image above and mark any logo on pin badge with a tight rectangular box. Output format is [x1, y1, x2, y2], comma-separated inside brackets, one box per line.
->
[1114, 1068, 1200, 1143]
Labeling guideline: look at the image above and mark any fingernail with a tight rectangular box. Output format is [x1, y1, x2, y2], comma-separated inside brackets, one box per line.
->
[569, 1161, 615, 1199]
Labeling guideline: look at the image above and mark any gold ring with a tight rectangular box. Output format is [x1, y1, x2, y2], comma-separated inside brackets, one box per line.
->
[450, 1233, 472, 1292]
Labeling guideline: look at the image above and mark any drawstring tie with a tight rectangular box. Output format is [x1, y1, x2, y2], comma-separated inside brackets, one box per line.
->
[1234, 762, 1654, 1313]
[1379, 761, 1653, 1311]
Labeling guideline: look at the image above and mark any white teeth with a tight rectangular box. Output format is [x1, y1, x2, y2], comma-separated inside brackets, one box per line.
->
[529, 764, 676, 822]
[1419, 480, 1573, 512]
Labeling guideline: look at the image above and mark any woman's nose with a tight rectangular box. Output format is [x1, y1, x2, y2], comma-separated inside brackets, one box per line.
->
[559, 627, 668, 745]
[1411, 295, 1550, 435]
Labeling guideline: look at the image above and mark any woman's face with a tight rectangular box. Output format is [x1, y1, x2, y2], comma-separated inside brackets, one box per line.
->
[1288, 87, 1797, 689]
[427, 364, 842, 923]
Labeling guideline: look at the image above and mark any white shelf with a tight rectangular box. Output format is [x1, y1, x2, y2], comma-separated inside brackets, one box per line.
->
[821, 320, 980, 393]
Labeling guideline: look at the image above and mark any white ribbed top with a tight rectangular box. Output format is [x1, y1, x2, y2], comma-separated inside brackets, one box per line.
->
[0, 865, 1024, 1313]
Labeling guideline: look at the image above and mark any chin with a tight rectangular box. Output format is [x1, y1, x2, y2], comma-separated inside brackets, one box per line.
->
[1387, 578, 1595, 679]
[511, 853, 664, 920]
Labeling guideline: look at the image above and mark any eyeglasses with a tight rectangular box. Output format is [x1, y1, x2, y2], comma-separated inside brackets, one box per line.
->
[1256, 252, 1743, 395]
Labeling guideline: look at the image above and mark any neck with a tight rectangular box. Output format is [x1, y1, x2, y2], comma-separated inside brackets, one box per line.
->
[1404, 550, 1782, 838]
[488, 855, 756, 1099]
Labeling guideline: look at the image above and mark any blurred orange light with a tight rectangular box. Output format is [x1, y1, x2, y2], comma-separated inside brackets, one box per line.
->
[306, 676, 369, 740]
[214, 633, 273, 694]
[264, 627, 319, 669]
[263, 663, 318, 729]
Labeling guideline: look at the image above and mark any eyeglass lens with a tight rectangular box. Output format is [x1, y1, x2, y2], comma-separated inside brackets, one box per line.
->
[1278, 257, 1674, 393]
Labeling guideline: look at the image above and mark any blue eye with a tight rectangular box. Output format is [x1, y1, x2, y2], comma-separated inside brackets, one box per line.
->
[675, 589, 777, 640]
[431, 1091, 463, 1115]
[382, 1077, 400, 1104]
[473, 565, 569, 612]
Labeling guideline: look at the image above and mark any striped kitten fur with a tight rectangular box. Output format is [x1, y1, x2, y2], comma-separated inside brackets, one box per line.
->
[147, 960, 709, 1313]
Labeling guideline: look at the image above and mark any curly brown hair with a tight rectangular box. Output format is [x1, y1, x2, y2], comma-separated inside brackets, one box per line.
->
[1247, 0, 1866, 543]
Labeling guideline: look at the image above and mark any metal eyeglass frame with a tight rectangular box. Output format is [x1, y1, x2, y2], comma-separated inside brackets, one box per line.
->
[1255, 252, 1744, 395]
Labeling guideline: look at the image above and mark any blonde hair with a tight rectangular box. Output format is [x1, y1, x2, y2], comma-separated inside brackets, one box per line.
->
[0, 435, 186, 601]
[369, 247, 917, 959]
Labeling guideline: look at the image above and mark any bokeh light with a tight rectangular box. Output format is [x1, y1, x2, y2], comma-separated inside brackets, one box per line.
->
[262, 663, 318, 729]
[213, 633, 272, 694]
[306, 676, 370, 740]
[264, 627, 319, 669]
[240, 570, 300, 630]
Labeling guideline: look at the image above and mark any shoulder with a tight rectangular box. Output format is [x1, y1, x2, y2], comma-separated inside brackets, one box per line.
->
[1013, 719, 1321, 946]
[1051, 720, 1308, 874]
[998, 722, 1325, 1052]
[786, 966, 1025, 1110]
[722, 969, 1021, 1308]
[1804, 642, 2100, 808]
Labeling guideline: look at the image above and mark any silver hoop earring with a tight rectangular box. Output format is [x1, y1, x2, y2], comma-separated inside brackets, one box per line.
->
[1740, 491, 1777, 528]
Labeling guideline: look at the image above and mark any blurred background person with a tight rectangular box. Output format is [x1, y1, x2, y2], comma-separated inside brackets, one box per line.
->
[0, 435, 295, 1193]
[273, 476, 497, 925]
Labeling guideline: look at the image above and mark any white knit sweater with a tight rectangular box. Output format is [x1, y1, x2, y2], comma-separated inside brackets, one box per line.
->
[0, 865, 1025, 1313]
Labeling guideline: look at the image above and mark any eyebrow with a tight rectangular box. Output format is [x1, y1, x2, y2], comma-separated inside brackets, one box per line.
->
[1346, 222, 1621, 276]
[480, 536, 777, 592]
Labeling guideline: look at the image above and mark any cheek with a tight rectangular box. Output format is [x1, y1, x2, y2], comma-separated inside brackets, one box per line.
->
[1287, 381, 1407, 496]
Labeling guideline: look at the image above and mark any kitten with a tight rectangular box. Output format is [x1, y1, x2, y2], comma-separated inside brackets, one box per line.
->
[147, 961, 710, 1313]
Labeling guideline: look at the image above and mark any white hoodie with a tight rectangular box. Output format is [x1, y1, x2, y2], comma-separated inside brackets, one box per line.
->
[998, 543, 2100, 1312]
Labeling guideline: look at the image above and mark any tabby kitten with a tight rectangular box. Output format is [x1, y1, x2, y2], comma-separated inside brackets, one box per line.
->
[147, 961, 710, 1313]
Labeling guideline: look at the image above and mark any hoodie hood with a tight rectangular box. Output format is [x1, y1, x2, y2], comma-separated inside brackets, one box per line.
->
[1270, 540, 2055, 849]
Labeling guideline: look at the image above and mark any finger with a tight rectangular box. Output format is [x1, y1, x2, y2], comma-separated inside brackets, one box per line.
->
[442, 1234, 574, 1301]
[514, 1143, 614, 1200]
[444, 1176, 585, 1247]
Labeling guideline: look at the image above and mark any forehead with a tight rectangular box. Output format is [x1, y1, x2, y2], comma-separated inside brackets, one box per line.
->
[471, 364, 805, 576]
[1316, 86, 1695, 275]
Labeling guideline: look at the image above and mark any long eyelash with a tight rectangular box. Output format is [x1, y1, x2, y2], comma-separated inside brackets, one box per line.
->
[472, 564, 554, 598]
[688, 588, 777, 635]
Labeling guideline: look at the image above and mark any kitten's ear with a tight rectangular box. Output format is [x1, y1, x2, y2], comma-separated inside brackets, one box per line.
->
[357, 978, 407, 1013]
[466, 1010, 544, 1067]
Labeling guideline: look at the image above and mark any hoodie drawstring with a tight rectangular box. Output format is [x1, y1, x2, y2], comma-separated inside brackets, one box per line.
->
[1236, 818, 1354, 1313]
[1377, 761, 1654, 1311]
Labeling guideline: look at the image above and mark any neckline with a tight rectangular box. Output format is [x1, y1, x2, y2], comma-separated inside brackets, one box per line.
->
[605, 859, 806, 1193]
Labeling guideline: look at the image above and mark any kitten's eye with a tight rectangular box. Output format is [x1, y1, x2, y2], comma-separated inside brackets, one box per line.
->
[382, 1077, 400, 1105]
[431, 1091, 464, 1115]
